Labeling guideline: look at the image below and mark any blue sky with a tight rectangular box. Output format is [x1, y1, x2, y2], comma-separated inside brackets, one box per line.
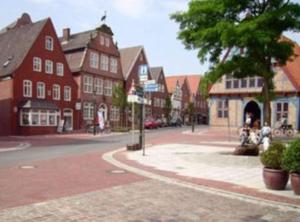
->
[1, 0, 300, 76]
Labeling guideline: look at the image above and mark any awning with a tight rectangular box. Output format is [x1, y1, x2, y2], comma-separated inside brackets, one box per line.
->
[18, 99, 59, 110]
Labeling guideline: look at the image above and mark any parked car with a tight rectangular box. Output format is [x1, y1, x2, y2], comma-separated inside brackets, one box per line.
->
[155, 118, 163, 127]
[144, 118, 158, 129]
[170, 117, 182, 127]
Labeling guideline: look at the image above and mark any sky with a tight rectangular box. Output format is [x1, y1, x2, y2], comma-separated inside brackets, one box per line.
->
[1, 0, 300, 76]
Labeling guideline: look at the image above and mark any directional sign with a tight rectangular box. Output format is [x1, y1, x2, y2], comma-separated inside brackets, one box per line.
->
[127, 95, 151, 104]
[144, 80, 156, 85]
[144, 83, 158, 92]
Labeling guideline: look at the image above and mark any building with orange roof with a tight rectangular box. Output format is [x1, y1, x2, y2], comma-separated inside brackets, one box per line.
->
[165, 76, 182, 121]
[208, 38, 300, 130]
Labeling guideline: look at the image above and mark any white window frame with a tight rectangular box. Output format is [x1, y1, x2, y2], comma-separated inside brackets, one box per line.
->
[83, 102, 94, 120]
[45, 36, 54, 51]
[105, 37, 110, 47]
[45, 60, 53, 74]
[100, 54, 109, 71]
[52, 84, 60, 100]
[83, 75, 93, 93]
[110, 106, 120, 121]
[23, 80, 32, 97]
[100, 35, 104, 45]
[90, 52, 99, 69]
[56, 63, 64, 76]
[37, 82, 45, 99]
[20, 109, 59, 126]
[64, 86, 71, 101]
[104, 79, 112, 96]
[110, 57, 118, 73]
[217, 99, 228, 118]
[94, 78, 103, 95]
[33, 57, 42, 72]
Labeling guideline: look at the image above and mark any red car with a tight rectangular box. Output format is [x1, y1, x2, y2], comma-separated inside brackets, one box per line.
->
[144, 118, 158, 129]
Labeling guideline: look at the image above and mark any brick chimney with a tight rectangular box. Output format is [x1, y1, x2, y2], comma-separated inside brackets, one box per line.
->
[62, 28, 70, 42]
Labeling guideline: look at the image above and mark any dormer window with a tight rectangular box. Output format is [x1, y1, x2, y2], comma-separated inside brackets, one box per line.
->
[105, 37, 110, 47]
[45, 36, 54, 51]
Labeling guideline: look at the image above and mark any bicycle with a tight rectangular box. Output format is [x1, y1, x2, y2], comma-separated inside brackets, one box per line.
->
[272, 124, 294, 137]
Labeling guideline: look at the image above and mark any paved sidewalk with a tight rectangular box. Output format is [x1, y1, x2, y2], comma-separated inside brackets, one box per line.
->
[120, 143, 300, 206]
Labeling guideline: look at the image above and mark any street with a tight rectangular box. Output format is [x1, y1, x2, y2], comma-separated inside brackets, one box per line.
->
[0, 126, 300, 221]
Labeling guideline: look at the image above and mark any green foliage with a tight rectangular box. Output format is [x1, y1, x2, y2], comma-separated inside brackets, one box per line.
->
[171, 0, 300, 121]
[260, 141, 286, 169]
[282, 139, 300, 173]
[112, 84, 127, 109]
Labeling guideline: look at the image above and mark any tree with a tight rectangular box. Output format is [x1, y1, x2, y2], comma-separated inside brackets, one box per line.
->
[112, 83, 127, 127]
[171, 0, 300, 125]
[164, 96, 172, 123]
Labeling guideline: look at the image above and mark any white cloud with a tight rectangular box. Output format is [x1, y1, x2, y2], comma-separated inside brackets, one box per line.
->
[112, 0, 154, 18]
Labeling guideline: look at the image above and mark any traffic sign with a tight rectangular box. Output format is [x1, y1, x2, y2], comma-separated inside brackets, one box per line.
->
[144, 80, 156, 85]
[144, 83, 158, 92]
[139, 64, 148, 82]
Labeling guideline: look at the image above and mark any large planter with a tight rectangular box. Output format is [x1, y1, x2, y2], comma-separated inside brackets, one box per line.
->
[290, 173, 300, 195]
[263, 167, 289, 190]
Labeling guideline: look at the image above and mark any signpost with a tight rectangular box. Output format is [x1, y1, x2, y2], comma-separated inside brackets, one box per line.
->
[144, 83, 159, 92]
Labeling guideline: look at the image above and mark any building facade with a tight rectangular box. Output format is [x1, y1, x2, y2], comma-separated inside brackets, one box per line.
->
[0, 13, 79, 136]
[149, 67, 169, 119]
[208, 41, 300, 130]
[60, 24, 124, 129]
[165, 77, 183, 120]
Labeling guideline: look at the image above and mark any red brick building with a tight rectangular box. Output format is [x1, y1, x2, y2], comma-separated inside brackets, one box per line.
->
[60, 24, 124, 129]
[185, 75, 208, 124]
[0, 13, 79, 136]
[119, 46, 153, 118]
[149, 67, 169, 119]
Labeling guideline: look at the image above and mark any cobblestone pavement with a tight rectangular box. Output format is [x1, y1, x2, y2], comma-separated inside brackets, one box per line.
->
[0, 180, 300, 222]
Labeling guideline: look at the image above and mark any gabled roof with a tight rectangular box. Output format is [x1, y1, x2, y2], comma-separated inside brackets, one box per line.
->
[185, 75, 201, 95]
[150, 66, 163, 81]
[60, 29, 96, 52]
[119, 45, 148, 80]
[0, 14, 48, 78]
[165, 76, 180, 93]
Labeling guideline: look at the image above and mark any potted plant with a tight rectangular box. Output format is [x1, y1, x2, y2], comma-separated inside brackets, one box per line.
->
[282, 139, 300, 195]
[260, 141, 289, 190]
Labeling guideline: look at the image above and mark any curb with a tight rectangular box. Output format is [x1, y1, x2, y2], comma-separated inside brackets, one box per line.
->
[103, 147, 300, 212]
[0, 142, 31, 153]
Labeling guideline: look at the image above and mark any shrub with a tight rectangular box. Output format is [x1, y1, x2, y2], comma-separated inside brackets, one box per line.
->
[260, 141, 286, 169]
[282, 139, 300, 173]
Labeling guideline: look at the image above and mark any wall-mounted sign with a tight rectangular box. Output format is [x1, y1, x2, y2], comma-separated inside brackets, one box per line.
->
[75, 102, 81, 110]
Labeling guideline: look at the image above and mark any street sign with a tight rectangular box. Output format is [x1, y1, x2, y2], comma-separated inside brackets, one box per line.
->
[127, 95, 151, 104]
[144, 80, 155, 85]
[144, 83, 158, 92]
[139, 64, 148, 82]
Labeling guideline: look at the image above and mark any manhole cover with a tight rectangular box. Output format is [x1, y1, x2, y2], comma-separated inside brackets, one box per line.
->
[109, 169, 126, 174]
[20, 165, 36, 169]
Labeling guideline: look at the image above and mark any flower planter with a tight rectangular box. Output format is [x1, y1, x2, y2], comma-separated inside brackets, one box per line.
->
[263, 167, 289, 190]
[126, 143, 141, 151]
[290, 173, 300, 195]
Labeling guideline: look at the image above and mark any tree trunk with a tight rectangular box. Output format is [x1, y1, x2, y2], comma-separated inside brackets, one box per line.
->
[262, 77, 271, 126]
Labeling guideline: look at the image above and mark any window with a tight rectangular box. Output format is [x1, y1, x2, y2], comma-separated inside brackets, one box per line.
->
[83, 102, 94, 120]
[83, 75, 93, 93]
[217, 99, 228, 118]
[64, 86, 71, 101]
[105, 37, 110, 47]
[100, 54, 109, 71]
[241, 78, 247, 88]
[45, 60, 53, 74]
[23, 80, 32, 97]
[161, 85, 165, 93]
[33, 57, 42, 72]
[161, 99, 165, 108]
[56, 63, 64, 76]
[276, 102, 288, 121]
[154, 98, 160, 107]
[225, 75, 233, 89]
[233, 79, 239, 88]
[104, 79, 112, 96]
[90, 52, 99, 69]
[100, 35, 104, 45]
[20, 109, 59, 126]
[52, 84, 60, 100]
[37, 82, 45, 99]
[110, 58, 118, 73]
[257, 77, 263, 87]
[249, 77, 256, 87]
[94, 78, 103, 95]
[45, 36, 54, 51]
[110, 106, 120, 121]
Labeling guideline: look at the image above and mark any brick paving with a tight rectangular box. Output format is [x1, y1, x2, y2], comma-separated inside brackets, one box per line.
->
[0, 180, 300, 222]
